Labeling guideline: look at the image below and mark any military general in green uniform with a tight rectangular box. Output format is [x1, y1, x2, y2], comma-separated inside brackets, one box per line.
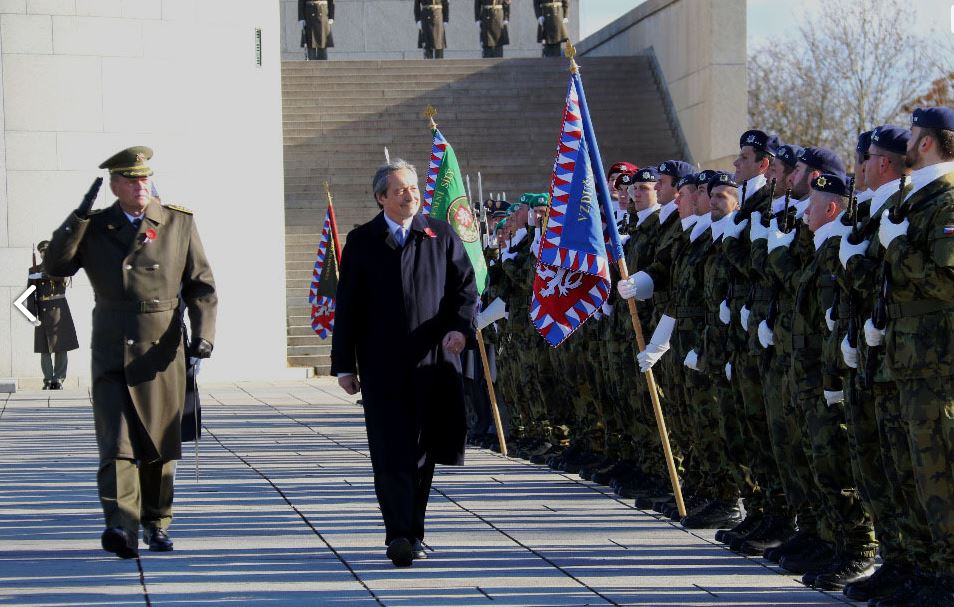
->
[27, 240, 79, 390]
[45, 146, 217, 560]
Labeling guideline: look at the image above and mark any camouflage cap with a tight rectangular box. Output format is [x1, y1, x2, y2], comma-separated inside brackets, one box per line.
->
[99, 146, 154, 178]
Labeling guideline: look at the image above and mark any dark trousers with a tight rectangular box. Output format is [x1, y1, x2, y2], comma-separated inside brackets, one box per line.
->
[423, 48, 444, 59]
[40, 351, 68, 382]
[542, 43, 562, 57]
[306, 47, 328, 60]
[481, 46, 503, 58]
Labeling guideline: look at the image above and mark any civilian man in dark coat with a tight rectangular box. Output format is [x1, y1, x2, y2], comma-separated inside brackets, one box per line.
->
[331, 159, 478, 567]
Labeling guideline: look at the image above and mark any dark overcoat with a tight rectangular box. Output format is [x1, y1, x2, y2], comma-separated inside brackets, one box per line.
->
[331, 212, 477, 467]
[27, 264, 79, 353]
[299, 0, 334, 49]
[534, 0, 568, 45]
[45, 200, 217, 461]
[475, 0, 509, 48]
[415, 0, 449, 51]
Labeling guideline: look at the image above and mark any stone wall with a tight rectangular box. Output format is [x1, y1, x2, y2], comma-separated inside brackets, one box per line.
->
[279, 0, 579, 60]
[576, 0, 747, 169]
[0, 0, 297, 385]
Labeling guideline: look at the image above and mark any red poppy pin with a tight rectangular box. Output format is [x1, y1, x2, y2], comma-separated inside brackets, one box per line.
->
[142, 228, 157, 245]
[424, 227, 437, 239]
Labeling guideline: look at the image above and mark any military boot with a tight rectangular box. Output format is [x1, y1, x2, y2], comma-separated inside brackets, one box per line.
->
[765, 528, 817, 563]
[580, 456, 615, 482]
[779, 539, 835, 575]
[810, 552, 876, 590]
[715, 512, 762, 545]
[872, 569, 935, 607]
[735, 516, 796, 556]
[680, 499, 743, 529]
[842, 561, 914, 602]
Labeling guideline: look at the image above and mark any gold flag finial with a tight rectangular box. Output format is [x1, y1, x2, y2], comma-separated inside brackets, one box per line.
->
[324, 180, 333, 203]
[565, 41, 579, 74]
[423, 105, 438, 129]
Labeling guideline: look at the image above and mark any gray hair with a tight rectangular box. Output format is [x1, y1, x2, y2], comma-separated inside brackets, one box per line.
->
[372, 159, 418, 200]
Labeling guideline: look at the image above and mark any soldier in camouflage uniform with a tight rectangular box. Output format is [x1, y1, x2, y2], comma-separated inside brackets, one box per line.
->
[866, 107, 954, 607]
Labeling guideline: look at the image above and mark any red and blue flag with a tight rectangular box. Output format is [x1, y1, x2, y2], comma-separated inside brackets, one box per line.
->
[530, 70, 624, 347]
[309, 204, 340, 339]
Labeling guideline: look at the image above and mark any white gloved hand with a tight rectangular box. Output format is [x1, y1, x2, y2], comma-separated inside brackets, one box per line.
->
[839, 235, 869, 270]
[416, 20, 422, 28]
[719, 299, 731, 325]
[562, 17, 568, 24]
[616, 271, 654, 300]
[601, 302, 614, 316]
[637, 314, 675, 372]
[32, 319, 41, 327]
[684, 350, 700, 371]
[298, 19, 305, 27]
[476, 20, 481, 25]
[824, 390, 844, 406]
[841, 334, 858, 369]
[537, 16, 544, 25]
[767, 226, 796, 252]
[476, 297, 508, 331]
[879, 216, 909, 249]
[328, 18, 333, 25]
[722, 217, 749, 240]
[825, 307, 835, 332]
[503, 19, 509, 25]
[750, 212, 768, 241]
[757, 319, 774, 348]
[864, 318, 885, 347]
[725, 361, 732, 381]
[739, 305, 751, 331]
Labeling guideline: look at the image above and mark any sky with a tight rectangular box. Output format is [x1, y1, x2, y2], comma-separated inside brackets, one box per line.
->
[580, 0, 954, 47]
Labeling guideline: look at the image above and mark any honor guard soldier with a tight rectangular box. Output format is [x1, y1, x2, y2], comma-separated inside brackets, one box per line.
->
[298, 0, 334, 60]
[475, 0, 509, 58]
[534, 0, 569, 57]
[27, 240, 79, 390]
[415, 0, 449, 59]
[44, 146, 217, 560]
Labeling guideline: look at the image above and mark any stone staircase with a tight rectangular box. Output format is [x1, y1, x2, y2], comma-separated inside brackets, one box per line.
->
[282, 55, 688, 372]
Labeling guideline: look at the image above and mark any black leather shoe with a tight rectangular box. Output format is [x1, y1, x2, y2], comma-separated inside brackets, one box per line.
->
[143, 526, 174, 552]
[811, 554, 876, 590]
[412, 539, 427, 560]
[50, 380, 62, 390]
[779, 540, 834, 575]
[715, 512, 762, 545]
[735, 516, 796, 556]
[386, 538, 413, 567]
[42, 381, 50, 390]
[681, 499, 743, 529]
[101, 527, 138, 559]
[843, 561, 913, 602]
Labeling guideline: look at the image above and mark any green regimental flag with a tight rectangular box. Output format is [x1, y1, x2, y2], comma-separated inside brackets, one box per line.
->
[423, 126, 489, 295]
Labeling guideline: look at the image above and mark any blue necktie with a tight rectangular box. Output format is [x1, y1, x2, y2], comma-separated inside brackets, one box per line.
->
[395, 227, 407, 247]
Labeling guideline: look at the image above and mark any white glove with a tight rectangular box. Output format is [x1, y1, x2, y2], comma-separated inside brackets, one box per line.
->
[725, 362, 732, 381]
[879, 216, 909, 249]
[530, 234, 541, 258]
[719, 299, 731, 325]
[841, 334, 858, 369]
[839, 235, 869, 270]
[298, 19, 305, 27]
[32, 319, 42, 327]
[825, 307, 835, 332]
[476, 20, 481, 25]
[722, 217, 749, 240]
[767, 226, 796, 252]
[416, 20, 422, 28]
[328, 18, 333, 25]
[750, 212, 768, 241]
[503, 20, 509, 25]
[824, 390, 844, 406]
[537, 16, 544, 25]
[562, 17, 568, 24]
[683, 350, 700, 371]
[864, 318, 885, 347]
[637, 314, 675, 372]
[601, 302, 614, 316]
[616, 271, 654, 300]
[476, 297, 508, 331]
[757, 319, 774, 348]
[739, 305, 750, 331]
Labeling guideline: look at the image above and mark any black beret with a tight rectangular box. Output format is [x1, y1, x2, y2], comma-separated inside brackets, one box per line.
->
[740, 129, 781, 156]
[870, 125, 912, 155]
[708, 171, 739, 196]
[657, 160, 695, 181]
[856, 131, 873, 155]
[797, 146, 846, 177]
[776, 144, 803, 168]
[811, 173, 850, 197]
[676, 173, 696, 190]
[912, 107, 954, 131]
[694, 169, 720, 187]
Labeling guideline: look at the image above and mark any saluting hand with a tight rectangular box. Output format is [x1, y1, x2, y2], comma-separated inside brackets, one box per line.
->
[75, 177, 104, 219]
[442, 331, 466, 355]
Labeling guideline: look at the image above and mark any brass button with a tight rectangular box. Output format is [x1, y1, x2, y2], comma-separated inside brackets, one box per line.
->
[126, 339, 134, 345]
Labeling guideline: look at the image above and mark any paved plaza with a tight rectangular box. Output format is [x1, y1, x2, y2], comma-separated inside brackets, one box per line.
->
[0, 380, 853, 606]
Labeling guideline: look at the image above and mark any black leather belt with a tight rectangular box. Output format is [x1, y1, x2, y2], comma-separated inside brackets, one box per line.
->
[97, 298, 179, 313]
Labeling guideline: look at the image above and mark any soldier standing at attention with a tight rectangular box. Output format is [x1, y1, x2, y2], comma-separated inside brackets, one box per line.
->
[27, 240, 79, 390]
[44, 146, 217, 560]
[298, 0, 334, 60]
[475, 0, 509, 58]
[534, 0, 568, 57]
[415, 0, 449, 59]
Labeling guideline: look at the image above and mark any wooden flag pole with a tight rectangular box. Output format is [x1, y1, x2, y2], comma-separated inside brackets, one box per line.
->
[565, 40, 685, 517]
[617, 259, 686, 518]
[324, 181, 342, 265]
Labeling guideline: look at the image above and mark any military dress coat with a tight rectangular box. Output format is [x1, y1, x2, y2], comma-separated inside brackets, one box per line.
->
[331, 212, 478, 467]
[415, 0, 449, 51]
[299, 0, 334, 49]
[45, 200, 217, 462]
[27, 264, 79, 353]
[534, 0, 568, 45]
[475, 0, 509, 48]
